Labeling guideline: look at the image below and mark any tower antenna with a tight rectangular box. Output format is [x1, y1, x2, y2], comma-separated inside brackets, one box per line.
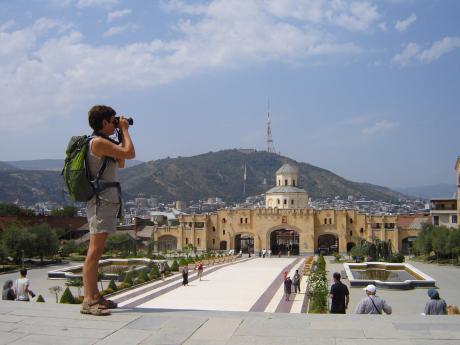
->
[267, 99, 276, 153]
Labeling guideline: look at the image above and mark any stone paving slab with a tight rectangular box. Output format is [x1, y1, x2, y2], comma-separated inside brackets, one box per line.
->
[2, 300, 460, 345]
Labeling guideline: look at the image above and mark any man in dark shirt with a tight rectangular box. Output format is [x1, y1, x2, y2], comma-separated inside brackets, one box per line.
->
[329, 272, 349, 314]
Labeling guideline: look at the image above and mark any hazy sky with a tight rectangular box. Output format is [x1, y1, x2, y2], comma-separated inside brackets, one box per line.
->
[0, 0, 459, 189]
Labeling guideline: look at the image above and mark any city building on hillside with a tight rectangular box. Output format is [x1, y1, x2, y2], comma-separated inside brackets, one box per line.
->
[147, 163, 430, 255]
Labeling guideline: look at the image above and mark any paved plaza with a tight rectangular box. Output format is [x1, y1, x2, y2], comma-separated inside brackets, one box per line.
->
[1, 256, 460, 344]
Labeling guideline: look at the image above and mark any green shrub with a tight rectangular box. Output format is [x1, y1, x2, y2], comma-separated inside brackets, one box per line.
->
[179, 257, 188, 266]
[171, 260, 179, 272]
[117, 282, 132, 290]
[149, 263, 160, 280]
[164, 262, 171, 273]
[101, 288, 114, 296]
[390, 252, 405, 263]
[36, 294, 45, 302]
[123, 271, 134, 286]
[136, 269, 149, 284]
[108, 279, 118, 291]
[60, 287, 76, 304]
[308, 256, 328, 314]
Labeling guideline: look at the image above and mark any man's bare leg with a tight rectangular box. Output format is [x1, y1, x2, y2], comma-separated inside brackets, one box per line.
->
[83, 232, 108, 302]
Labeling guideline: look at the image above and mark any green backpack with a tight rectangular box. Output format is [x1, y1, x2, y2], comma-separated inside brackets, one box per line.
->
[62, 135, 95, 202]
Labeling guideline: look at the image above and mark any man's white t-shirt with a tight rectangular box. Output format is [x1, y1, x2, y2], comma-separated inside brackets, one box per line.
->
[15, 278, 30, 301]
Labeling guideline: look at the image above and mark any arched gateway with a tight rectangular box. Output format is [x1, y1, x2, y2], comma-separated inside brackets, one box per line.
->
[270, 229, 299, 255]
[317, 234, 338, 254]
[235, 234, 254, 254]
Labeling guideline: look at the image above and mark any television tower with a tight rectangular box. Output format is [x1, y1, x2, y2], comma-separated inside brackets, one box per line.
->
[266, 100, 276, 153]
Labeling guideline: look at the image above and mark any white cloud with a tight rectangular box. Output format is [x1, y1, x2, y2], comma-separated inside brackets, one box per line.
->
[418, 36, 460, 64]
[107, 8, 132, 23]
[392, 42, 420, 67]
[362, 120, 398, 136]
[393, 37, 460, 67]
[103, 23, 138, 37]
[0, 1, 379, 132]
[378, 22, 387, 32]
[77, 0, 118, 8]
[395, 13, 416, 32]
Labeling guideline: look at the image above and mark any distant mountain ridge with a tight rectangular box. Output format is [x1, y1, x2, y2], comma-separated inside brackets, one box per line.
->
[395, 184, 456, 200]
[4, 159, 144, 171]
[0, 150, 407, 204]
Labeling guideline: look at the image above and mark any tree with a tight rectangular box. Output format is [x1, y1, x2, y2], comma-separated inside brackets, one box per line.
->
[36, 294, 45, 302]
[60, 240, 78, 257]
[448, 229, 460, 263]
[51, 206, 78, 217]
[105, 233, 136, 257]
[2, 224, 34, 263]
[0, 203, 22, 216]
[29, 224, 59, 264]
[49, 286, 62, 303]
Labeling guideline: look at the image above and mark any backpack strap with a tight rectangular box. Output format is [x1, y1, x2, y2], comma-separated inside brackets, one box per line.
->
[368, 296, 382, 314]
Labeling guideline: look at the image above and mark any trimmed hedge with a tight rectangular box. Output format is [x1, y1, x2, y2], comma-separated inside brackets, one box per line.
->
[60, 287, 76, 304]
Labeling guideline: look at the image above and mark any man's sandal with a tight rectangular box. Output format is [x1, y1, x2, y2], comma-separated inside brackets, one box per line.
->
[80, 301, 111, 316]
[98, 296, 118, 309]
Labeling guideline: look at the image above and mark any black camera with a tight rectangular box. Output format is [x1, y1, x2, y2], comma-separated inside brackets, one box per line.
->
[114, 116, 134, 127]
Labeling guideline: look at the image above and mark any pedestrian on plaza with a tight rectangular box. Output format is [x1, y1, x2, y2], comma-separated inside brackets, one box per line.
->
[14, 269, 35, 302]
[196, 261, 204, 281]
[284, 271, 288, 280]
[182, 266, 189, 286]
[2, 280, 15, 301]
[293, 270, 301, 294]
[81, 105, 135, 316]
[259, 250, 262, 258]
[262, 248, 266, 258]
[159, 261, 166, 281]
[278, 251, 281, 258]
[423, 288, 447, 315]
[284, 276, 292, 301]
[268, 249, 272, 258]
[355, 284, 392, 314]
[329, 272, 349, 314]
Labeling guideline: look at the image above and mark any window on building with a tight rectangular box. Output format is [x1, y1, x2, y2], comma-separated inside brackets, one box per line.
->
[349, 231, 353, 236]
[278, 179, 281, 186]
[212, 239, 215, 245]
[324, 218, 327, 225]
[212, 226, 215, 232]
[293, 179, 296, 186]
[197, 238, 200, 245]
[452, 215, 457, 224]
[185, 237, 189, 244]
[285, 179, 288, 186]
[284, 199, 287, 205]
[277, 199, 280, 205]
[223, 229, 226, 235]
[240, 218, 243, 224]
[329, 218, 332, 224]
[291, 200, 294, 205]
[245, 218, 248, 223]
[222, 218, 226, 223]
[360, 228, 364, 234]
[189, 222, 192, 227]
[349, 218, 353, 224]
[433, 216, 439, 226]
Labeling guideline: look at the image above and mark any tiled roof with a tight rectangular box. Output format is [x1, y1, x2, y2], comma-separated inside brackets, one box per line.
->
[396, 215, 431, 229]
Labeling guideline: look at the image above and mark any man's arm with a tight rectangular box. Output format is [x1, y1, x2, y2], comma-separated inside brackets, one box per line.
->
[355, 300, 364, 314]
[382, 299, 392, 315]
[92, 117, 135, 160]
[345, 294, 350, 309]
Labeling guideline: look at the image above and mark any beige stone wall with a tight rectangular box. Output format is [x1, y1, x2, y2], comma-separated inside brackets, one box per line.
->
[166, 209, 412, 254]
[265, 193, 308, 209]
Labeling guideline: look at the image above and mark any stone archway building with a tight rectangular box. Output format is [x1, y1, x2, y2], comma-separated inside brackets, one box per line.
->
[152, 163, 429, 255]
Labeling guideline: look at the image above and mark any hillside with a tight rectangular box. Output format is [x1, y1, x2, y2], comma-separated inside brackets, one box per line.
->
[0, 150, 407, 204]
[118, 149, 405, 203]
[5, 159, 144, 171]
[395, 183, 456, 200]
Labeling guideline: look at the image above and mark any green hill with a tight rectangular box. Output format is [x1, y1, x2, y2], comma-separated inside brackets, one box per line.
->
[0, 150, 406, 204]
[118, 149, 404, 203]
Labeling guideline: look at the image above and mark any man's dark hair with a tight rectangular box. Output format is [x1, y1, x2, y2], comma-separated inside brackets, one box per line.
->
[333, 272, 341, 280]
[88, 105, 116, 131]
[20, 268, 27, 277]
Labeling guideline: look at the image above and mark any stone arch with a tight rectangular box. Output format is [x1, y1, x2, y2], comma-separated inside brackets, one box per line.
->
[234, 232, 254, 254]
[346, 242, 356, 252]
[401, 236, 417, 254]
[316, 233, 339, 254]
[158, 235, 177, 252]
[265, 224, 303, 256]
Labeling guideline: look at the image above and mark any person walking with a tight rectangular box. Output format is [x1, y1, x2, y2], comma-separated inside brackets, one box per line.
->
[329, 272, 349, 314]
[423, 288, 447, 315]
[159, 261, 166, 281]
[262, 249, 266, 258]
[81, 105, 135, 316]
[182, 266, 189, 286]
[284, 276, 292, 301]
[293, 270, 301, 294]
[196, 261, 204, 281]
[268, 249, 272, 258]
[355, 284, 392, 314]
[14, 269, 35, 302]
[2, 280, 16, 301]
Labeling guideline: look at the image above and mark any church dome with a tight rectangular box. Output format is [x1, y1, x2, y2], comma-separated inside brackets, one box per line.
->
[276, 163, 298, 175]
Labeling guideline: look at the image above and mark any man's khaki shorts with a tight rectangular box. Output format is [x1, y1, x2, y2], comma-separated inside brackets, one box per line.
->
[86, 198, 119, 234]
